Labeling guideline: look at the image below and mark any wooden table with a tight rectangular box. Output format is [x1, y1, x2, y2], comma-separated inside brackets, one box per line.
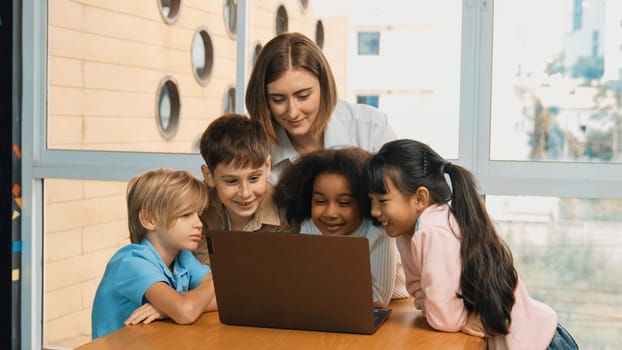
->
[76, 298, 484, 349]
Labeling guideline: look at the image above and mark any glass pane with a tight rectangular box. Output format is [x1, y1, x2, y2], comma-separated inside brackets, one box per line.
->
[491, 0, 622, 162]
[487, 195, 622, 347]
[156, 78, 180, 140]
[47, 1, 237, 152]
[276, 5, 289, 34]
[309, 0, 462, 158]
[224, 0, 238, 36]
[159, 86, 171, 130]
[158, 0, 181, 24]
[43, 178, 128, 349]
[224, 86, 236, 114]
[47, 1, 460, 157]
[191, 28, 215, 86]
[192, 33, 207, 77]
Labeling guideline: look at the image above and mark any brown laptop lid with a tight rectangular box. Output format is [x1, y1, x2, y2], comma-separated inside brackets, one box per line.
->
[206, 230, 379, 334]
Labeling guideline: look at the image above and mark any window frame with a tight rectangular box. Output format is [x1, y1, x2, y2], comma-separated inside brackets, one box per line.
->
[19, 0, 622, 348]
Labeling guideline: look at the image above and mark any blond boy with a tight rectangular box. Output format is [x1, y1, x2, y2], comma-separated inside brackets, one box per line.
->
[91, 168, 217, 339]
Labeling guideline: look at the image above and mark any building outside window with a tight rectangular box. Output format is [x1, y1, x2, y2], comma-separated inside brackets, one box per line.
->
[18, 1, 622, 348]
[357, 32, 380, 55]
[356, 95, 379, 108]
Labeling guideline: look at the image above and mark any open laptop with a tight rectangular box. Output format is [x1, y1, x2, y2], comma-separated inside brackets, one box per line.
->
[205, 230, 392, 334]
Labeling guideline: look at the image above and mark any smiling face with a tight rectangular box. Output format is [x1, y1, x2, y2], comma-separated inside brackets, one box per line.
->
[205, 158, 271, 230]
[369, 176, 420, 237]
[266, 68, 322, 141]
[310, 173, 363, 236]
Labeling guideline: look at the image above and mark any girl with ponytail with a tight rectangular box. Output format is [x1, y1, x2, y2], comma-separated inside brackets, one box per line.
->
[364, 139, 577, 349]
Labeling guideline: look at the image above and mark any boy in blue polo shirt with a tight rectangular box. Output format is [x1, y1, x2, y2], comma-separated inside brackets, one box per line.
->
[91, 168, 217, 339]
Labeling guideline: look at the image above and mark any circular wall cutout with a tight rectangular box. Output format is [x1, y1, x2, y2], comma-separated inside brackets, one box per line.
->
[315, 20, 325, 49]
[224, 0, 237, 37]
[251, 42, 263, 67]
[156, 76, 181, 140]
[191, 27, 215, 86]
[275, 5, 289, 35]
[223, 86, 236, 113]
[158, 0, 182, 24]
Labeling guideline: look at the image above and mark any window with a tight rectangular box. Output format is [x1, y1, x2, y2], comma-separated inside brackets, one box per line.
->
[156, 77, 181, 140]
[572, 0, 582, 31]
[44, 178, 127, 347]
[315, 20, 324, 49]
[356, 95, 379, 108]
[252, 42, 262, 67]
[299, 0, 309, 13]
[191, 27, 215, 86]
[158, 0, 182, 24]
[358, 32, 379, 55]
[21, 1, 622, 349]
[592, 30, 599, 58]
[490, 0, 619, 163]
[275, 5, 288, 35]
[224, 0, 237, 37]
[223, 86, 236, 114]
[487, 195, 622, 348]
[46, 0, 203, 153]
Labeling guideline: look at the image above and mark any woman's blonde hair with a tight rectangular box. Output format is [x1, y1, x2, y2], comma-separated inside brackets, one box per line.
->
[126, 168, 208, 243]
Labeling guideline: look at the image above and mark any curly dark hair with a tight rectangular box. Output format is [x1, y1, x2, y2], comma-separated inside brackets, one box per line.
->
[274, 147, 374, 226]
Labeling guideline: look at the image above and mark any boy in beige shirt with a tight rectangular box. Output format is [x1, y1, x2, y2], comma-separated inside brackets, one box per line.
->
[193, 114, 295, 264]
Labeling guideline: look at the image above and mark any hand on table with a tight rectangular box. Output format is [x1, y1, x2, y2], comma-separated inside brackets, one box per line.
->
[124, 303, 167, 326]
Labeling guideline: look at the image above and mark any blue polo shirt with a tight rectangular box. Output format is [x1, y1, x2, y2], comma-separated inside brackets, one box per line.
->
[91, 239, 210, 339]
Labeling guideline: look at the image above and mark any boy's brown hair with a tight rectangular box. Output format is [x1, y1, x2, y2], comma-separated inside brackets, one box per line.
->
[126, 168, 208, 243]
[199, 113, 270, 172]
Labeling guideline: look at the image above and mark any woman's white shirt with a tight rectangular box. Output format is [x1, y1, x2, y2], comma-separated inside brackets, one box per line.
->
[269, 100, 396, 184]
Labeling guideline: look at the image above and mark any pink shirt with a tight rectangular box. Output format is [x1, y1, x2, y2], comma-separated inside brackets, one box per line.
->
[396, 203, 557, 349]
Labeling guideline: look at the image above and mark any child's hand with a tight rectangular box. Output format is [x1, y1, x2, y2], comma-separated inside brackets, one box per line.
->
[461, 313, 486, 338]
[124, 303, 167, 326]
